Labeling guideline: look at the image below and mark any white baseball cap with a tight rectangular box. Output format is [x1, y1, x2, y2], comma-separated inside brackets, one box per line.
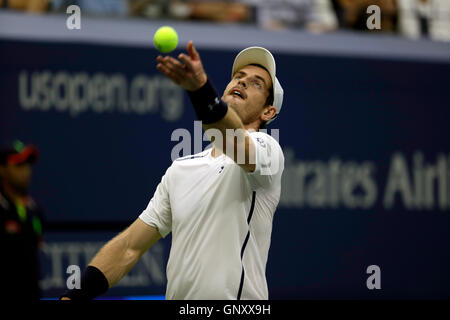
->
[231, 46, 284, 125]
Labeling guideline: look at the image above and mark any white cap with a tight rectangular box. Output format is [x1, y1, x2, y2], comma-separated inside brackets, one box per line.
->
[231, 46, 284, 125]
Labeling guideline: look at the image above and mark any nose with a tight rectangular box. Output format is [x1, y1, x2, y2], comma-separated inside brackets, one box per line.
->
[237, 78, 247, 88]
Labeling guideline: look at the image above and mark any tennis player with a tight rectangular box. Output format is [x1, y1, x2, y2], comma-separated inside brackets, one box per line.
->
[61, 41, 284, 300]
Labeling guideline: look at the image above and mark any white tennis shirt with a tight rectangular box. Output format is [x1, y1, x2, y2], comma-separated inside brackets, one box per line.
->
[139, 131, 284, 300]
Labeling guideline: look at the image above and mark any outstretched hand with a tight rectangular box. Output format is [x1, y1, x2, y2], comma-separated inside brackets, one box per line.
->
[156, 41, 208, 91]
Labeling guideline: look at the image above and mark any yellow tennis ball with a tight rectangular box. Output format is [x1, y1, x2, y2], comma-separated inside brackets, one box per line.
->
[154, 26, 178, 53]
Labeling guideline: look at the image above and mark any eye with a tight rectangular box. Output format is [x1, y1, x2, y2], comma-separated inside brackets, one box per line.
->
[252, 80, 262, 89]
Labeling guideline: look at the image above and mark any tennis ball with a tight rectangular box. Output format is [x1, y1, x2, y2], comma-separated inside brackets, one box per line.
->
[154, 26, 178, 53]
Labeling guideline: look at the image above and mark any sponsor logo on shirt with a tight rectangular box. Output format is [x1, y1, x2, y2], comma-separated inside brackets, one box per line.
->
[256, 137, 266, 148]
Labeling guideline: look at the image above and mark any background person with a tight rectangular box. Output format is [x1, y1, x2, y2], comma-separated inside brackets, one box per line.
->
[0, 140, 44, 301]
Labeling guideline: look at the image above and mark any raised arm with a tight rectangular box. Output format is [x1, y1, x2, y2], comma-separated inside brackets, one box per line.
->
[156, 41, 255, 172]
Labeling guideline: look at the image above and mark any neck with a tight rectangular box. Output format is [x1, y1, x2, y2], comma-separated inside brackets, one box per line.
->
[244, 121, 260, 133]
[211, 147, 223, 158]
[211, 124, 258, 158]
[1, 180, 27, 204]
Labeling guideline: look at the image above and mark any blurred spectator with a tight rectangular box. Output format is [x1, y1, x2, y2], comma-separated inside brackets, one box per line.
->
[128, 0, 166, 18]
[0, 0, 50, 13]
[0, 140, 44, 301]
[129, 0, 251, 23]
[50, 0, 128, 17]
[397, 0, 450, 42]
[242, 0, 338, 32]
[332, 0, 397, 32]
[182, 0, 250, 22]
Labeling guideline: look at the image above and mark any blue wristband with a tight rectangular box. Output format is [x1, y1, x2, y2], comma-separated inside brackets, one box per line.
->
[187, 78, 228, 124]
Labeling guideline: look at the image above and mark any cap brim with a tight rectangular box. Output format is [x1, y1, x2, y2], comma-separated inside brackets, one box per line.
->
[231, 47, 276, 96]
[7, 145, 39, 165]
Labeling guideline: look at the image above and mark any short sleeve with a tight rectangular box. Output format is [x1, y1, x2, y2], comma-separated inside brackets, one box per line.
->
[246, 131, 284, 190]
[139, 168, 172, 238]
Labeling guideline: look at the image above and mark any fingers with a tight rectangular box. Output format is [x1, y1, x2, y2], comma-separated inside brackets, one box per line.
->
[187, 41, 200, 61]
[155, 42, 202, 87]
[178, 53, 194, 71]
[156, 55, 187, 84]
[156, 63, 182, 84]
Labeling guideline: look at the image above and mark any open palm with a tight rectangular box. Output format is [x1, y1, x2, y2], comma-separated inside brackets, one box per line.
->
[156, 41, 208, 91]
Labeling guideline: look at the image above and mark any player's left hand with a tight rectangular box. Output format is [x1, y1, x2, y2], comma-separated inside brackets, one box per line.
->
[156, 40, 208, 91]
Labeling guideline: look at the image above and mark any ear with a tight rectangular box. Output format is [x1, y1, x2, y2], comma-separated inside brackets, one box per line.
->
[261, 106, 277, 122]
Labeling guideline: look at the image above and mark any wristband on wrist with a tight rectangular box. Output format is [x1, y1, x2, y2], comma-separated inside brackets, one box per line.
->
[187, 78, 228, 124]
[60, 265, 109, 301]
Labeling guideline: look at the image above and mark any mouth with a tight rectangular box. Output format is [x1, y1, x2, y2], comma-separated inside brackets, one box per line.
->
[229, 87, 246, 100]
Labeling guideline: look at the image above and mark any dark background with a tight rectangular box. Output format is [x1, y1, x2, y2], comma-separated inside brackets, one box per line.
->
[1, 37, 449, 299]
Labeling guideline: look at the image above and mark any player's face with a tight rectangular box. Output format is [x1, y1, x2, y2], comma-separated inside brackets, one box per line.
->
[0, 162, 32, 195]
[222, 65, 272, 126]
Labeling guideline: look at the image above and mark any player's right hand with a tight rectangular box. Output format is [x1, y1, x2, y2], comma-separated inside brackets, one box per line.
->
[156, 41, 208, 92]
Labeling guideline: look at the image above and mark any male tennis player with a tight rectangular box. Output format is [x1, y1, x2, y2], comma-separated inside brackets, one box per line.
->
[61, 41, 284, 300]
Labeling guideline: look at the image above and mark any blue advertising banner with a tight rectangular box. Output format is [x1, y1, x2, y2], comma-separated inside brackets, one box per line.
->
[39, 231, 168, 299]
[1, 38, 449, 299]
